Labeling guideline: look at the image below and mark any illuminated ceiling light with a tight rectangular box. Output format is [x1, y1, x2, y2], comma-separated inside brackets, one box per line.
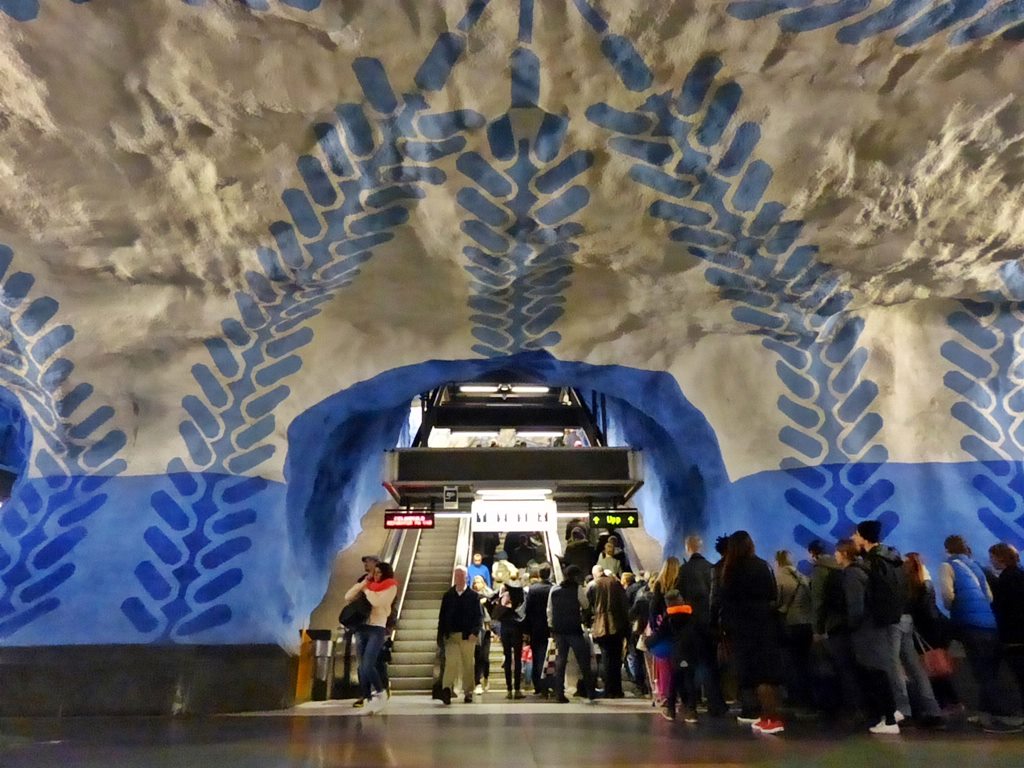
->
[516, 430, 564, 439]
[510, 385, 550, 394]
[458, 385, 499, 394]
[476, 487, 552, 500]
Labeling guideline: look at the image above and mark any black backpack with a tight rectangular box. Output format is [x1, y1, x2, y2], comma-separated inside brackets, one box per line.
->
[866, 550, 903, 626]
[820, 566, 846, 624]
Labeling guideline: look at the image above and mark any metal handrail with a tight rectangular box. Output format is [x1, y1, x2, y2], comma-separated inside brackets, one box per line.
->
[453, 515, 471, 576]
[544, 529, 565, 584]
[389, 528, 422, 642]
[617, 529, 647, 577]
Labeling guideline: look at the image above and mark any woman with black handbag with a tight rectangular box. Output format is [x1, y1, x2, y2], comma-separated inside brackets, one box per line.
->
[343, 561, 398, 713]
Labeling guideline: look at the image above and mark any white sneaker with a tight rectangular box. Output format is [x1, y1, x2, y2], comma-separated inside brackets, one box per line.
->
[869, 720, 900, 735]
[367, 692, 386, 714]
[894, 711, 906, 723]
[474, 684, 484, 695]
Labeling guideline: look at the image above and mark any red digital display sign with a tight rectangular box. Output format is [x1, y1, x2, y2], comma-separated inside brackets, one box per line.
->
[384, 511, 435, 529]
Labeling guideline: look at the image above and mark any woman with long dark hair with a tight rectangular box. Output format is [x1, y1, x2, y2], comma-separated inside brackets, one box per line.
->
[905, 552, 958, 710]
[343, 560, 398, 713]
[719, 531, 785, 734]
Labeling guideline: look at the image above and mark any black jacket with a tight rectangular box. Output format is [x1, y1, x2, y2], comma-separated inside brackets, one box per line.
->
[993, 565, 1024, 647]
[676, 553, 713, 628]
[438, 586, 483, 641]
[562, 539, 597, 572]
[549, 580, 588, 635]
[719, 556, 777, 640]
[525, 581, 553, 635]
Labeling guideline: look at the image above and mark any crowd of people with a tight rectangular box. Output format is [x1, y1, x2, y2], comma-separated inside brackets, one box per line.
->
[628, 522, 1024, 735]
[339, 521, 1024, 736]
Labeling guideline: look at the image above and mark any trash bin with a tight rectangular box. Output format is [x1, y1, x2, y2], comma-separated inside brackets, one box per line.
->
[308, 629, 334, 701]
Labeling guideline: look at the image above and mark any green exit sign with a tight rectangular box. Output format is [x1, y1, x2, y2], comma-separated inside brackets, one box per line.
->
[590, 511, 639, 528]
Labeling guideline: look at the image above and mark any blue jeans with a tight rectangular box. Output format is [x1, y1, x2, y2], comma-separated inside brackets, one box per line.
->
[889, 615, 941, 718]
[355, 625, 387, 699]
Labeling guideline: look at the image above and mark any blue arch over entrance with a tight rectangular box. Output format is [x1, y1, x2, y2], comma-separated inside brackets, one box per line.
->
[284, 351, 728, 608]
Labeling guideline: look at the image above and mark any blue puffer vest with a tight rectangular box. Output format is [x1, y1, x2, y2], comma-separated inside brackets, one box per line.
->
[947, 555, 997, 629]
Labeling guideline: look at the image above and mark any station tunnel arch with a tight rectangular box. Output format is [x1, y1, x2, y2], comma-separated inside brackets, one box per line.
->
[283, 351, 729, 616]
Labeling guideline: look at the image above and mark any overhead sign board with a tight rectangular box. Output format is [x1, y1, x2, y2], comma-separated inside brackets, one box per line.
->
[443, 486, 459, 510]
[384, 511, 435, 529]
[589, 511, 639, 529]
[471, 499, 556, 532]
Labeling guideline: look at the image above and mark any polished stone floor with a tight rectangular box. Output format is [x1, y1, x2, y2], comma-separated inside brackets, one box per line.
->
[3, 696, 1024, 768]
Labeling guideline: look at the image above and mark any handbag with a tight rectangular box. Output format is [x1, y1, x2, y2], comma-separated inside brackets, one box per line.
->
[915, 631, 954, 679]
[339, 592, 372, 628]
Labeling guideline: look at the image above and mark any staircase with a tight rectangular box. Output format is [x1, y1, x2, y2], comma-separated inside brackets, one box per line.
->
[389, 518, 459, 694]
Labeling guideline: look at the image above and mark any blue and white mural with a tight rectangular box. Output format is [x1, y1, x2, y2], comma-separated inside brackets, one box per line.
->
[727, 0, 1024, 46]
[0, 0, 1020, 653]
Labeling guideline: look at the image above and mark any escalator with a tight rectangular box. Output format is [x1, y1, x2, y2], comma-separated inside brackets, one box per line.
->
[388, 518, 461, 694]
[485, 531, 560, 692]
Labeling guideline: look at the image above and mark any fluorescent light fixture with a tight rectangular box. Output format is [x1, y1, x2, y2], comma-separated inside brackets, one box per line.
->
[510, 385, 550, 394]
[516, 431, 564, 439]
[476, 487, 552, 500]
[458, 385, 499, 394]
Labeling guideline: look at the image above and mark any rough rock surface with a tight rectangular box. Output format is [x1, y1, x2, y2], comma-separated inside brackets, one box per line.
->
[0, 0, 1022, 649]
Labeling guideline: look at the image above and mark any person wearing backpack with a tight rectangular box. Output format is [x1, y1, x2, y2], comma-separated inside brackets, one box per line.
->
[775, 550, 813, 710]
[547, 565, 597, 703]
[835, 538, 900, 734]
[853, 521, 943, 728]
[807, 540, 860, 719]
[940, 534, 1020, 732]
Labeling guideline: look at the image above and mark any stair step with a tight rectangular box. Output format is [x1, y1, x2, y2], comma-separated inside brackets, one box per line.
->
[396, 630, 438, 642]
[400, 608, 439, 620]
[399, 618, 439, 630]
[390, 677, 434, 691]
[389, 662, 434, 678]
[391, 651, 437, 665]
[401, 600, 440, 610]
[393, 639, 439, 653]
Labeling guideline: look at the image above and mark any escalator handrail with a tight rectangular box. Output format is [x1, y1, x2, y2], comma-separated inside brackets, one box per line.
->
[617, 529, 647, 577]
[453, 515, 471, 576]
[389, 528, 422, 643]
[543, 530, 564, 584]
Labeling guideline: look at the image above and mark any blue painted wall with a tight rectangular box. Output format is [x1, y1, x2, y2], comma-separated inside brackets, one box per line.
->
[1, 0, 1023, 655]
